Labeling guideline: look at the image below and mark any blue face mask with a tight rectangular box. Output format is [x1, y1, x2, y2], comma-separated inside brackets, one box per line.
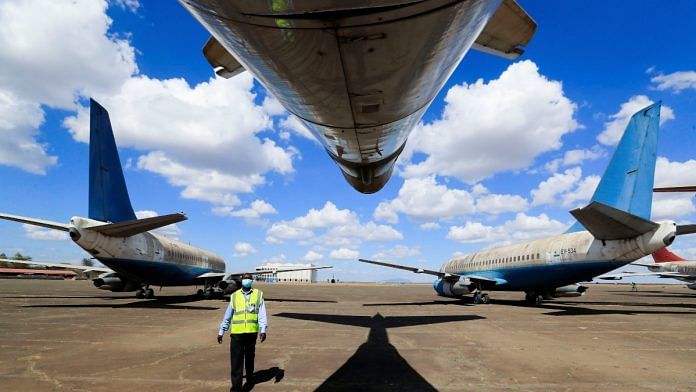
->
[241, 279, 253, 289]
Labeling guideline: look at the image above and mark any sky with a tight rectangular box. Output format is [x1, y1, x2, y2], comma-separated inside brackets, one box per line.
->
[1, 0, 695, 284]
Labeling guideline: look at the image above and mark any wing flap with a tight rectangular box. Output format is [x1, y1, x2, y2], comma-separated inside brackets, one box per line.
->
[472, 0, 537, 59]
[203, 36, 245, 78]
[87, 213, 187, 237]
[570, 201, 659, 240]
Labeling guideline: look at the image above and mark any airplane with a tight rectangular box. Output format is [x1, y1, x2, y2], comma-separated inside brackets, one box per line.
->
[359, 102, 696, 305]
[598, 247, 696, 290]
[179, 0, 537, 193]
[0, 99, 330, 299]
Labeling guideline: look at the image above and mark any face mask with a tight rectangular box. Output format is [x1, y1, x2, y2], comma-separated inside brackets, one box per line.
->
[241, 279, 253, 289]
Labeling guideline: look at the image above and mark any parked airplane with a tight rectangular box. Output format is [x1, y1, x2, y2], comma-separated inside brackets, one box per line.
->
[598, 247, 696, 290]
[179, 0, 537, 193]
[0, 99, 329, 299]
[360, 102, 696, 305]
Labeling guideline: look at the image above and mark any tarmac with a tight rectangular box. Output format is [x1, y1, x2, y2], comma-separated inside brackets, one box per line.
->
[0, 280, 694, 392]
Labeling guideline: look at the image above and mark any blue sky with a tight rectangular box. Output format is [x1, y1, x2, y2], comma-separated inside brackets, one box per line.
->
[1, 0, 695, 283]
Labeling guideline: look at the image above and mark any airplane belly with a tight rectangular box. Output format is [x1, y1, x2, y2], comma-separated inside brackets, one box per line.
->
[98, 257, 214, 286]
[180, 0, 501, 192]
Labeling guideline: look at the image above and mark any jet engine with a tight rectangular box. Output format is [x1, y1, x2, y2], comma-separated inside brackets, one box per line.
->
[552, 284, 588, 298]
[434, 278, 473, 298]
[217, 279, 239, 294]
[93, 273, 140, 292]
[686, 283, 696, 290]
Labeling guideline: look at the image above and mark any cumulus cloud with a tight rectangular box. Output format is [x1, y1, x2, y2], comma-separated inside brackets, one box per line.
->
[266, 202, 402, 246]
[544, 146, 605, 173]
[330, 248, 359, 260]
[651, 157, 696, 220]
[214, 200, 277, 222]
[475, 192, 529, 215]
[447, 213, 568, 244]
[419, 222, 441, 231]
[0, 0, 137, 174]
[401, 60, 579, 183]
[597, 95, 675, 146]
[373, 176, 475, 223]
[372, 245, 420, 260]
[135, 210, 181, 239]
[22, 224, 68, 241]
[531, 167, 582, 206]
[650, 70, 696, 93]
[232, 242, 257, 257]
[303, 250, 324, 262]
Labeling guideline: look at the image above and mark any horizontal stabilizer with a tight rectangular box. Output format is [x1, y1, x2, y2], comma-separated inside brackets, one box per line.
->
[677, 224, 696, 236]
[203, 36, 245, 78]
[570, 202, 658, 240]
[473, 0, 537, 59]
[0, 213, 70, 232]
[359, 258, 460, 280]
[87, 213, 187, 237]
[0, 258, 111, 273]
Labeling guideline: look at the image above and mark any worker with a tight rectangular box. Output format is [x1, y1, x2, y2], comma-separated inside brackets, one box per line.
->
[217, 273, 267, 392]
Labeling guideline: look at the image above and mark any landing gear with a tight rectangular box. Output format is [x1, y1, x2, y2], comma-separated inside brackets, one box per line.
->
[471, 283, 490, 305]
[524, 291, 544, 306]
[197, 280, 219, 300]
[136, 286, 154, 299]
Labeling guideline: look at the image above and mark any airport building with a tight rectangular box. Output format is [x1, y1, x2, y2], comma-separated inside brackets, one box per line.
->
[255, 263, 317, 283]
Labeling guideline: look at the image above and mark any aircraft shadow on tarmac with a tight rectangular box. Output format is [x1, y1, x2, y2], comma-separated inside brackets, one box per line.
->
[363, 299, 472, 307]
[275, 312, 484, 391]
[489, 299, 695, 316]
[21, 294, 219, 310]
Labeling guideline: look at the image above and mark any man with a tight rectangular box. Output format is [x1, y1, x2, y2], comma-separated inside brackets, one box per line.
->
[218, 273, 267, 392]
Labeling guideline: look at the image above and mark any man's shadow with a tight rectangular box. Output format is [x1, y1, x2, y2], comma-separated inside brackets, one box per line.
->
[243, 366, 284, 391]
[276, 312, 484, 391]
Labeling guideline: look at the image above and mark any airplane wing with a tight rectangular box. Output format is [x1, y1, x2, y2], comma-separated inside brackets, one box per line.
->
[358, 258, 459, 280]
[0, 258, 111, 273]
[597, 271, 691, 280]
[196, 265, 333, 281]
[203, 36, 245, 78]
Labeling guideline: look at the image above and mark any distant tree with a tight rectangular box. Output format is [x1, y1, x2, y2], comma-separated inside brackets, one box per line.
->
[0, 252, 6, 259]
[12, 252, 32, 261]
[81, 258, 94, 267]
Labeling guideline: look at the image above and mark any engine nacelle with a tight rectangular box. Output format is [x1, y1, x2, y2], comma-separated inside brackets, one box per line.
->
[434, 278, 473, 298]
[218, 279, 239, 294]
[552, 284, 588, 298]
[686, 283, 696, 290]
[93, 273, 140, 292]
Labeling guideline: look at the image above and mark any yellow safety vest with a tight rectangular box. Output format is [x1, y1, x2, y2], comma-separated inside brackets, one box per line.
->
[230, 288, 263, 334]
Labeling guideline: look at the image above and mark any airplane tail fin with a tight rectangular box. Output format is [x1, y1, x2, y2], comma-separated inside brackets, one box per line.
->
[567, 102, 661, 233]
[88, 99, 136, 223]
[652, 247, 686, 263]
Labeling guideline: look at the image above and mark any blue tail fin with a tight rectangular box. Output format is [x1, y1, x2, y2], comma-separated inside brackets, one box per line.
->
[89, 99, 137, 223]
[567, 102, 661, 233]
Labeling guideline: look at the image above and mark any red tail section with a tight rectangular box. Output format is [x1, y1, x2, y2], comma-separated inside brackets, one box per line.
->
[652, 247, 686, 263]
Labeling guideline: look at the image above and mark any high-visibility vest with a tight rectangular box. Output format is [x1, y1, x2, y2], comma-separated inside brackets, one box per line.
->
[230, 288, 263, 334]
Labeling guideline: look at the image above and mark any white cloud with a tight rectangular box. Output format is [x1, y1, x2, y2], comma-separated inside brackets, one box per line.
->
[447, 213, 568, 244]
[560, 175, 600, 208]
[401, 60, 579, 183]
[651, 157, 696, 220]
[650, 70, 696, 93]
[373, 176, 475, 223]
[22, 224, 68, 241]
[372, 245, 420, 260]
[135, 210, 181, 239]
[545, 146, 605, 173]
[531, 167, 582, 206]
[279, 115, 319, 143]
[330, 248, 359, 260]
[0, 0, 137, 174]
[475, 193, 529, 215]
[232, 242, 257, 257]
[303, 250, 324, 262]
[214, 200, 277, 221]
[266, 201, 402, 245]
[597, 95, 675, 146]
[419, 222, 441, 231]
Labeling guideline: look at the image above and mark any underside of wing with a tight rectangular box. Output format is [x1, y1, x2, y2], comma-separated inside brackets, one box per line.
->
[0, 258, 112, 273]
[472, 0, 537, 59]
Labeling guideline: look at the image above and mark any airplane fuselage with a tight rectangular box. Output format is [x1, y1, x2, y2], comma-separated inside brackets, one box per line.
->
[435, 222, 677, 297]
[69, 216, 225, 286]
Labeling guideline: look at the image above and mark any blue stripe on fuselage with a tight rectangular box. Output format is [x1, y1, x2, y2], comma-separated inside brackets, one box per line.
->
[450, 260, 625, 291]
[97, 257, 223, 286]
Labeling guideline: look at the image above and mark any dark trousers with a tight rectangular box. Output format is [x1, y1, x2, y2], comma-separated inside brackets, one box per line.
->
[230, 332, 257, 392]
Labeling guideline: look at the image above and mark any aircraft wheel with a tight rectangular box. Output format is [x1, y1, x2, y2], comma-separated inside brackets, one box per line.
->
[534, 295, 543, 306]
[481, 294, 490, 304]
[473, 293, 482, 304]
[203, 289, 213, 300]
[145, 288, 155, 299]
[135, 289, 145, 299]
[196, 289, 204, 297]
